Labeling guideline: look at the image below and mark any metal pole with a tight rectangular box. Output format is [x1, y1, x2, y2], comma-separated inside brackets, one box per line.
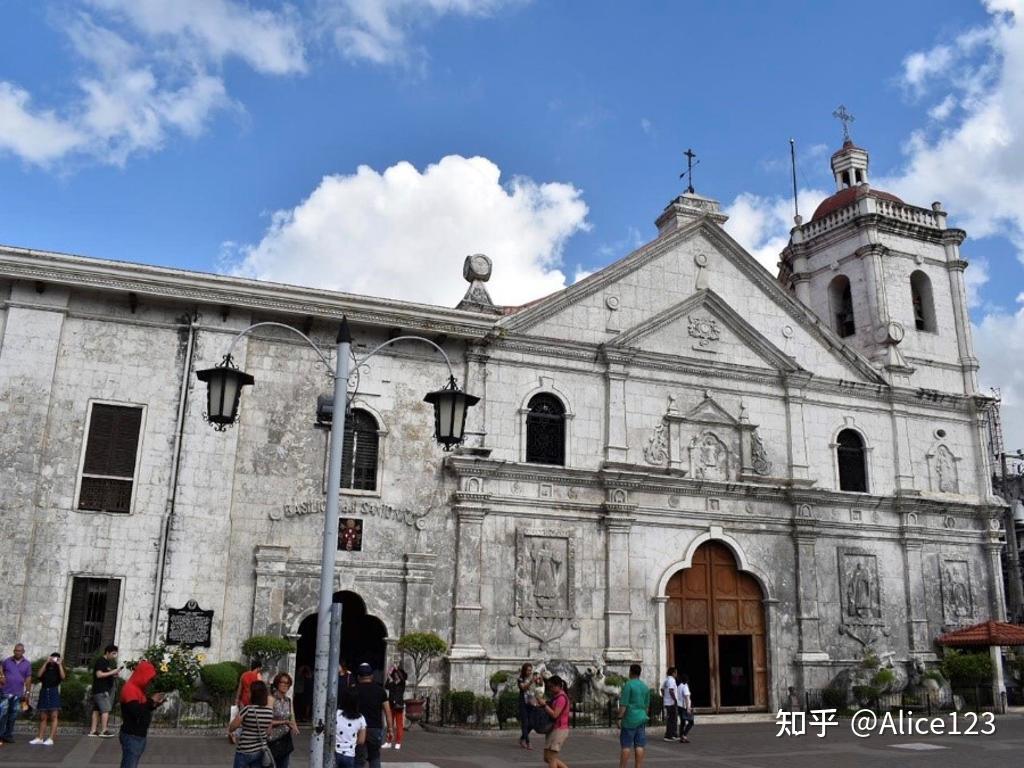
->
[324, 603, 343, 767]
[310, 319, 352, 767]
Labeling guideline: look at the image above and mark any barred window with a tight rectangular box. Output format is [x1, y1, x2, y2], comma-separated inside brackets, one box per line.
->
[910, 270, 936, 332]
[64, 577, 120, 667]
[341, 409, 379, 491]
[78, 404, 143, 513]
[829, 275, 856, 338]
[526, 393, 566, 466]
[837, 429, 868, 492]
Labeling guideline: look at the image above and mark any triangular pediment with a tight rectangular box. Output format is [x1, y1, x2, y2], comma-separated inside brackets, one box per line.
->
[608, 289, 801, 373]
[498, 216, 886, 385]
[680, 392, 741, 427]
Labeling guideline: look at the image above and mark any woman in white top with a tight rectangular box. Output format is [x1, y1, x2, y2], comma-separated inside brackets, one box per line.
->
[335, 687, 367, 768]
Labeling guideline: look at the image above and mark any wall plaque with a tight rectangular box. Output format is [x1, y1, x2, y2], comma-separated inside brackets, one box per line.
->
[338, 518, 364, 551]
[166, 600, 214, 648]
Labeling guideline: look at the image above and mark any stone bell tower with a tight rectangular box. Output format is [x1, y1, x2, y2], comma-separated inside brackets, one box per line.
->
[780, 130, 978, 394]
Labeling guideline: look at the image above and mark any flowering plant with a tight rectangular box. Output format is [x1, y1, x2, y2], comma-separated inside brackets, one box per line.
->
[126, 643, 204, 698]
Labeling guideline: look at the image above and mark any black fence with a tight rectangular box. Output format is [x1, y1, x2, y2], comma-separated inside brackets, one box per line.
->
[802, 685, 999, 714]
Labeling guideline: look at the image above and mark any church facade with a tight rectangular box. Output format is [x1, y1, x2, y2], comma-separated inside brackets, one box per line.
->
[0, 140, 1005, 711]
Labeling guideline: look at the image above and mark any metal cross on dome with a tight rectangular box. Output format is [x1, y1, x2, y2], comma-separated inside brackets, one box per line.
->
[680, 148, 699, 194]
[832, 104, 855, 142]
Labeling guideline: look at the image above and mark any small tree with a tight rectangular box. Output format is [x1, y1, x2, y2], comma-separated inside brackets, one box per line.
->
[396, 631, 447, 700]
[241, 635, 296, 671]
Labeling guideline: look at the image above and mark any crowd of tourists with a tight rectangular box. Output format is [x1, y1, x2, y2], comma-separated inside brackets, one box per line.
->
[513, 661, 695, 768]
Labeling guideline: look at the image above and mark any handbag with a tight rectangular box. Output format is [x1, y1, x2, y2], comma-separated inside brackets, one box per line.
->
[268, 732, 294, 761]
[242, 706, 276, 768]
[531, 705, 554, 735]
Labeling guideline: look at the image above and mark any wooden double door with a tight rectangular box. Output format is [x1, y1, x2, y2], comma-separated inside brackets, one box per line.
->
[665, 542, 768, 711]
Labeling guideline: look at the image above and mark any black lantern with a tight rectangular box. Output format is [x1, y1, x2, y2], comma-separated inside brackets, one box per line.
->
[196, 354, 255, 430]
[423, 375, 479, 450]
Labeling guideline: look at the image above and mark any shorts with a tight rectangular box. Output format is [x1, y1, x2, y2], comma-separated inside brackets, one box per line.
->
[92, 691, 113, 713]
[619, 724, 647, 749]
[544, 728, 569, 752]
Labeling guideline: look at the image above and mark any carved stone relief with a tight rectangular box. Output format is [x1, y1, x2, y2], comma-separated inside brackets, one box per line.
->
[512, 529, 578, 648]
[927, 442, 961, 494]
[837, 549, 890, 648]
[687, 315, 720, 353]
[688, 431, 731, 480]
[941, 560, 973, 626]
[751, 429, 772, 475]
[643, 421, 669, 466]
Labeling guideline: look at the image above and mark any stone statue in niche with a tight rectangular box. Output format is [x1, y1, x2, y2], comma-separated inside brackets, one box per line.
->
[941, 560, 973, 625]
[689, 431, 729, 480]
[513, 529, 578, 648]
[847, 563, 873, 619]
[934, 445, 958, 493]
[751, 429, 772, 475]
[531, 541, 563, 609]
[643, 421, 669, 466]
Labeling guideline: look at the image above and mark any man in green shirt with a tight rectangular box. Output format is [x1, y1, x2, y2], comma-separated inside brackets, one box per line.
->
[616, 664, 650, 768]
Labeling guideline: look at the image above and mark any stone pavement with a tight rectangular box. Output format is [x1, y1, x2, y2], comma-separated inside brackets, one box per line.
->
[2, 715, 1024, 767]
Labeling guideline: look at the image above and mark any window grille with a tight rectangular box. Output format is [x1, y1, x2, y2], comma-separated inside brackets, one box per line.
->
[340, 409, 379, 491]
[78, 404, 143, 513]
[64, 577, 120, 667]
[837, 429, 868, 492]
[526, 394, 566, 465]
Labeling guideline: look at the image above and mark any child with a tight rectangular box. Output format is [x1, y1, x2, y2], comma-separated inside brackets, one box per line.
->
[30, 653, 65, 746]
[335, 687, 366, 768]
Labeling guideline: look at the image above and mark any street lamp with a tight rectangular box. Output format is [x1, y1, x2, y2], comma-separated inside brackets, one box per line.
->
[195, 317, 477, 767]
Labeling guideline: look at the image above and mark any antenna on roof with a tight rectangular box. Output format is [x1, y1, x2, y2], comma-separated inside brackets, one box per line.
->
[790, 138, 801, 225]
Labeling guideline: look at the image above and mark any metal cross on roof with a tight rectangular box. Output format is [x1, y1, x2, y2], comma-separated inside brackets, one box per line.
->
[680, 148, 699, 194]
[832, 104, 855, 142]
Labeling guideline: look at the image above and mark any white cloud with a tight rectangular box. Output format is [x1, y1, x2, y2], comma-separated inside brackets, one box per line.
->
[318, 0, 520, 66]
[974, 294, 1024, 454]
[0, 1, 303, 167]
[230, 155, 589, 307]
[723, 188, 829, 274]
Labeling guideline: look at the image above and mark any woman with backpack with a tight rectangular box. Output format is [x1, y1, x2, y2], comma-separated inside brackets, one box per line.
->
[535, 675, 570, 768]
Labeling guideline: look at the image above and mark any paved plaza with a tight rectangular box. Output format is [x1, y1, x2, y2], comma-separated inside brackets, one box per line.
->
[3, 714, 1024, 768]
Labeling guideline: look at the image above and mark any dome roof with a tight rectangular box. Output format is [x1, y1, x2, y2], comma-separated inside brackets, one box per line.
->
[811, 185, 904, 221]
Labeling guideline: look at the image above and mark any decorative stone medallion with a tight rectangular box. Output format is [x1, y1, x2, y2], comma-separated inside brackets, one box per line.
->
[687, 315, 720, 352]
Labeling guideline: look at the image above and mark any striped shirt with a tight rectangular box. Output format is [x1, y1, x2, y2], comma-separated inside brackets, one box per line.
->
[236, 705, 273, 754]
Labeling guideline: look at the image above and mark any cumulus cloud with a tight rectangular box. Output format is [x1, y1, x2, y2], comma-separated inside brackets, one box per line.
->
[0, 1, 303, 166]
[975, 294, 1024, 453]
[318, 0, 521, 66]
[229, 155, 589, 306]
[723, 188, 829, 273]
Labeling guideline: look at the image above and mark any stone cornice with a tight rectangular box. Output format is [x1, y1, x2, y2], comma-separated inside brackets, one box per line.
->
[0, 245, 496, 339]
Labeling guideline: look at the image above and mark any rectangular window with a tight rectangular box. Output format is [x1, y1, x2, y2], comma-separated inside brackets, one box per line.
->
[64, 577, 120, 667]
[78, 403, 144, 513]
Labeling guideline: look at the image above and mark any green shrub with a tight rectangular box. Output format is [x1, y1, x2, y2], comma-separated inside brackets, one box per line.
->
[475, 694, 495, 720]
[443, 689, 476, 723]
[60, 671, 92, 724]
[201, 662, 242, 700]
[489, 670, 512, 687]
[873, 668, 895, 689]
[127, 644, 203, 699]
[605, 673, 626, 687]
[496, 688, 519, 724]
[240, 636, 295, 664]
[941, 649, 993, 687]
[822, 687, 847, 710]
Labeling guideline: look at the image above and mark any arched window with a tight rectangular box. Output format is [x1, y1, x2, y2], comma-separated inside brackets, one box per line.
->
[341, 408, 379, 491]
[828, 275, 856, 338]
[526, 393, 566, 465]
[910, 270, 936, 332]
[836, 429, 867, 492]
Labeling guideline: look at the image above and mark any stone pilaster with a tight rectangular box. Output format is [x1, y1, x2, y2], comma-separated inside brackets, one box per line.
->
[463, 344, 490, 451]
[783, 374, 812, 484]
[899, 523, 933, 657]
[890, 405, 917, 492]
[450, 492, 489, 658]
[600, 348, 632, 463]
[402, 553, 438, 637]
[792, 518, 827, 663]
[602, 496, 636, 662]
[939, 224, 979, 394]
[984, 539, 1008, 622]
[252, 545, 291, 636]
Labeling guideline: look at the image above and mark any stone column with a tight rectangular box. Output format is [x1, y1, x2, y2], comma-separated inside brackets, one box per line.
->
[899, 528, 933, 658]
[253, 545, 291, 636]
[463, 344, 490, 451]
[450, 491, 489, 658]
[984, 539, 1008, 622]
[402, 553, 437, 637]
[938, 223, 979, 394]
[890, 404, 916, 492]
[602, 496, 636, 662]
[601, 349, 631, 463]
[652, 596, 669, 678]
[792, 518, 828, 664]
[783, 374, 812, 484]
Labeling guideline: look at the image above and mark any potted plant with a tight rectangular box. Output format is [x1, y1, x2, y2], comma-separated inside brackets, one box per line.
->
[396, 631, 447, 721]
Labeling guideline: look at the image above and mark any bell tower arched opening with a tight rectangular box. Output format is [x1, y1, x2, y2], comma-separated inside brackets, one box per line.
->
[663, 541, 768, 711]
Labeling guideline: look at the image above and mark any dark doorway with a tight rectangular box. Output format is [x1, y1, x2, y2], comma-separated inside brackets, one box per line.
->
[293, 591, 388, 722]
[673, 634, 711, 708]
[718, 635, 753, 707]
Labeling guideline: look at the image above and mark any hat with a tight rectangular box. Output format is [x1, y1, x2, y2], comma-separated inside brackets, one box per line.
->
[356, 662, 373, 676]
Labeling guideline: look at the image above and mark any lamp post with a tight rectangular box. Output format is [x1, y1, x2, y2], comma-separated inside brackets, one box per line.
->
[196, 317, 477, 767]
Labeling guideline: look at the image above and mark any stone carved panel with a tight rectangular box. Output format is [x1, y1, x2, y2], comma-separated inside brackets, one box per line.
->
[941, 560, 973, 626]
[687, 315, 720, 353]
[512, 529, 578, 647]
[930, 444, 960, 494]
[837, 549, 890, 648]
[688, 431, 732, 480]
[751, 429, 772, 475]
[643, 421, 669, 466]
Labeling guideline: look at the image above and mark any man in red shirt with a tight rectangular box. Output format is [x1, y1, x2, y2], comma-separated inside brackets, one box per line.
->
[235, 659, 264, 707]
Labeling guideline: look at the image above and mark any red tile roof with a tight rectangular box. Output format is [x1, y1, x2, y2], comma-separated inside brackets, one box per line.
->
[936, 620, 1024, 647]
[811, 186, 905, 221]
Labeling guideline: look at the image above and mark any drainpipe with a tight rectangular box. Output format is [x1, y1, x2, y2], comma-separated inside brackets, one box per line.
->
[149, 314, 197, 645]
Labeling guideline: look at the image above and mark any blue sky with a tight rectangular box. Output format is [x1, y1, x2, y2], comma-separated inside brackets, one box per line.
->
[1, 0, 1023, 449]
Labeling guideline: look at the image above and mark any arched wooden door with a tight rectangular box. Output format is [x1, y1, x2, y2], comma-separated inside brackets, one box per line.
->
[665, 542, 768, 711]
